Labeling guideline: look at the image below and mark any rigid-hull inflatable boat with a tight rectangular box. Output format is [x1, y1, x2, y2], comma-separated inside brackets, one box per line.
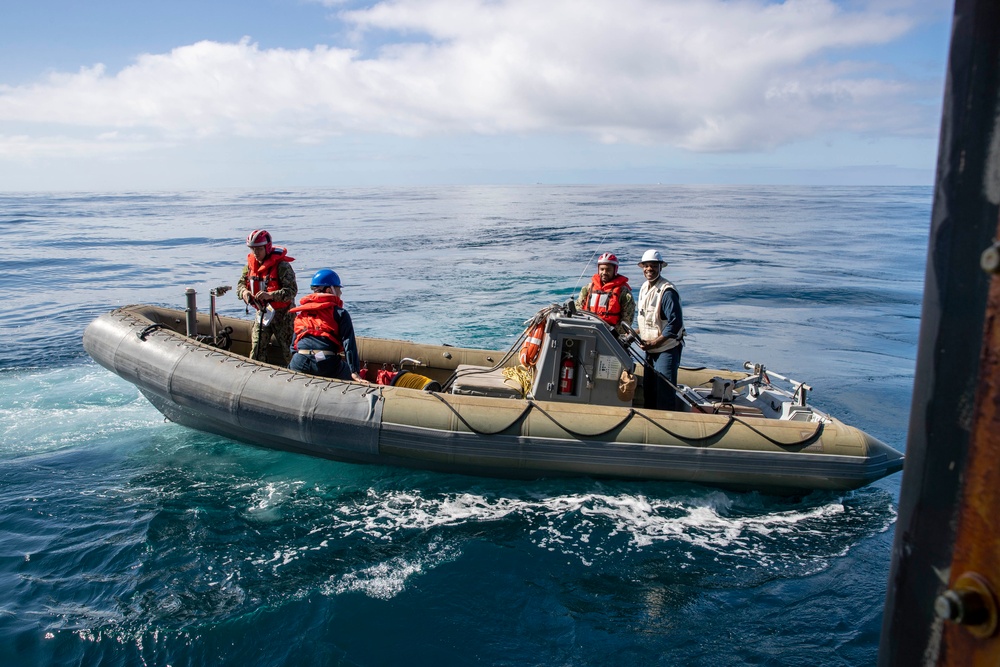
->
[82, 295, 904, 494]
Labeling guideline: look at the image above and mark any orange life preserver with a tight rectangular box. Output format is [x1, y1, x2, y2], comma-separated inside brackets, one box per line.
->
[519, 321, 546, 367]
[583, 274, 629, 326]
[245, 247, 295, 310]
[289, 292, 344, 351]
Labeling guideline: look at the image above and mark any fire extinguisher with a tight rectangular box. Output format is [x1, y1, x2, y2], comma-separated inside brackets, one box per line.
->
[559, 354, 576, 395]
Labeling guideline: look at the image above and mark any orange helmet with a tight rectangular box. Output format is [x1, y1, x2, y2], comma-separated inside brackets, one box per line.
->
[597, 252, 619, 267]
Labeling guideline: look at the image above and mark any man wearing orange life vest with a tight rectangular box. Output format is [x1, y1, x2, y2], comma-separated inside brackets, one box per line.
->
[577, 252, 635, 339]
[288, 269, 363, 381]
[236, 229, 298, 365]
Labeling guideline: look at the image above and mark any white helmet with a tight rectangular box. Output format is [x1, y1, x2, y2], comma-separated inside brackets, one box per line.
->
[638, 249, 666, 266]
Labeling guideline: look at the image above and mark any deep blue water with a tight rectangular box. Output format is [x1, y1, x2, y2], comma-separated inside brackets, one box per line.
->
[1, 186, 928, 666]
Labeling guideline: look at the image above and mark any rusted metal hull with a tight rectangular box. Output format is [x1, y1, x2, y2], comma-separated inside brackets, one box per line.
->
[879, 0, 1000, 662]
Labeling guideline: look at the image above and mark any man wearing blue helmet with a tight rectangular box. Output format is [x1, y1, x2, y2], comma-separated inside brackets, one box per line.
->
[287, 269, 363, 382]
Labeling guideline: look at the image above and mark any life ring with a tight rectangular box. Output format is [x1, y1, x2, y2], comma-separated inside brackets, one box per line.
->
[519, 321, 546, 367]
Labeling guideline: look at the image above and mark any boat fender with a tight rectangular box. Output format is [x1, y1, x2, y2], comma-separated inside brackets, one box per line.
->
[519, 321, 546, 367]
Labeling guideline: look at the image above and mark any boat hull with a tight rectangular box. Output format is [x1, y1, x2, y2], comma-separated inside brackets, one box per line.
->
[83, 305, 904, 494]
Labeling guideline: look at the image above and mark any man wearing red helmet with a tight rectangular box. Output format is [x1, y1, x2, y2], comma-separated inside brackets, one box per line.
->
[577, 252, 635, 339]
[237, 229, 298, 365]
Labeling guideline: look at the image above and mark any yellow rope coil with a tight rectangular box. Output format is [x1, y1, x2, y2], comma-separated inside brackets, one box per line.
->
[502, 365, 534, 397]
[392, 371, 438, 391]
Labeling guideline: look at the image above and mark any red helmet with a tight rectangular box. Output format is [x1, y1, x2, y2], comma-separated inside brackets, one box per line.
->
[597, 252, 619, 267]
[246, 229, 273, 254]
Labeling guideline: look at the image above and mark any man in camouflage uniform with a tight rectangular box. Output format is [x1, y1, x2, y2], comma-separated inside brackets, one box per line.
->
[237, 230, 298, 365]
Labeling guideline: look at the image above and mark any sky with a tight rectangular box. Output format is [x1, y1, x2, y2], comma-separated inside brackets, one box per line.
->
[0, 0, 953, 191]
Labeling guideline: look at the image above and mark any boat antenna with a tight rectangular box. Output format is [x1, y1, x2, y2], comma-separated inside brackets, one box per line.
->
[572, 230, 612, 293]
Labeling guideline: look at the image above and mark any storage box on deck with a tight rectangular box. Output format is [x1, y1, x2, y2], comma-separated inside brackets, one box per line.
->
[450, 365, 524, 399]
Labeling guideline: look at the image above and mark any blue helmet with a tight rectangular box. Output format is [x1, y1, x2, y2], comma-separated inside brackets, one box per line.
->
[311, 268, 341, 288]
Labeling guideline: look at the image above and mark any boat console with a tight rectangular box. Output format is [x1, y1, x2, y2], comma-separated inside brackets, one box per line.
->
[450, 301, 637, 408]
[528, 306, 636, 405]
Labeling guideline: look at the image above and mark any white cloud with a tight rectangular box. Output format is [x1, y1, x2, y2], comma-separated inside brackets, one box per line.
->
[0, 0, 938, 160]
[0, 132, 173, 160]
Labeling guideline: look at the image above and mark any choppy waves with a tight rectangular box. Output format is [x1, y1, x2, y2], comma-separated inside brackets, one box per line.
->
[0, 185, 928, 665]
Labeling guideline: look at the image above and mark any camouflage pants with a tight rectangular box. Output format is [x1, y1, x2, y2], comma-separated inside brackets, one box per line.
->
[249, 309, 294, 366]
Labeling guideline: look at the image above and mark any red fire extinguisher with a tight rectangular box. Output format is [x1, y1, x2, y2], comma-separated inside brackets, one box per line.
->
[559, 355, 576, 395]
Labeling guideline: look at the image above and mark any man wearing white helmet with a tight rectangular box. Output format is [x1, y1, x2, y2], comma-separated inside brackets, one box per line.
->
[635, 249, 685, 410]
[577, 252, 635, 339]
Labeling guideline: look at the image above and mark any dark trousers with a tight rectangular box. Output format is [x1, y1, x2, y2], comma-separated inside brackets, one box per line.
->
[289, 351, 352, 380]
[644, 346, 682, 411]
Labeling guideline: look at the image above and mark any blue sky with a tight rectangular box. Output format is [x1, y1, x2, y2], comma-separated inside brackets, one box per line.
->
[0, 0, 952, 190]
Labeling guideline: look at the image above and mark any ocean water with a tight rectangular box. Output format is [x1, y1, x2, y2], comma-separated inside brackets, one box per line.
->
[1, 185, 927, 666]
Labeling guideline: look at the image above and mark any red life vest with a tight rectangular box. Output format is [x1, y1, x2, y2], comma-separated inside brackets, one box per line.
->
[289, 293, 344, 351]
[583, 274, 629, 326]
[245, 248, 294, 310]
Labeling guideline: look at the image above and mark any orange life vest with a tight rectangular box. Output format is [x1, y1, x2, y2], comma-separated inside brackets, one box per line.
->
[245, 248, 294, 310]
[583, 274, 629, 326]
[289, 293, 344, 351]
[519, 321, 546, 367]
